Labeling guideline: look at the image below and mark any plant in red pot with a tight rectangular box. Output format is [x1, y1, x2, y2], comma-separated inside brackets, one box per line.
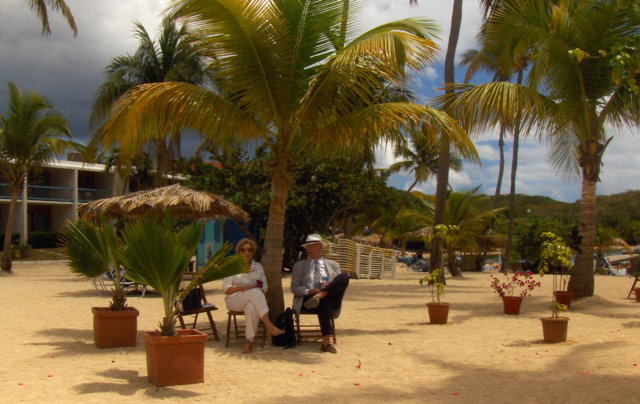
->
[117, 212, 245, 387]
[420, 268, 448, 324]
[62, 217, 139, 349]
[419, 225, 458, 324]
[490, 272, 541, 315]
[540, 301, 569, 343]
[538, 232, 574, 308]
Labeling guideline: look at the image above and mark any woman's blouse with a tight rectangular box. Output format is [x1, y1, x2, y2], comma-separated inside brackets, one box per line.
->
[223, 260, 268, 297]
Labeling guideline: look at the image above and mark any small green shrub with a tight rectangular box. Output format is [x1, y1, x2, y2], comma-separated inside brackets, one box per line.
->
[0, 233, 21, 250]
[11, 243, 31, 259]
[28, 231, 63, 248]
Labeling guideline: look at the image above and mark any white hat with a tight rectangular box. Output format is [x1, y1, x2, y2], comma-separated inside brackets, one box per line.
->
[302, 234, 323, 247]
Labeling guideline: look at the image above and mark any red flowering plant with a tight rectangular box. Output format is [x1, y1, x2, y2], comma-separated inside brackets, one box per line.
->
[490, 271, 541, 298]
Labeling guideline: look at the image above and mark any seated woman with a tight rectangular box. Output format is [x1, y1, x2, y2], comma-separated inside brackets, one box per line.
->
[223, 238, 284, 354]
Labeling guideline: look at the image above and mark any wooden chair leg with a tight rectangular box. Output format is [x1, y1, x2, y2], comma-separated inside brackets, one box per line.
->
[225, 313, 232, 348]
[628, 276, 639, 299]
[206, 311, 219, 341]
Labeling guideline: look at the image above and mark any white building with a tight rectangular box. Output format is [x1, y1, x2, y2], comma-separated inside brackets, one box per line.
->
[0, 158, 126, 241]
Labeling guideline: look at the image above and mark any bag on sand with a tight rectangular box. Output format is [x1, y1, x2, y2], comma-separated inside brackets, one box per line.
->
[272, 307, 296, 348]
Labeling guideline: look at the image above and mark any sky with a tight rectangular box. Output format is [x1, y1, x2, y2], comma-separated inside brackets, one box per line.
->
[0, 0, 639, 203]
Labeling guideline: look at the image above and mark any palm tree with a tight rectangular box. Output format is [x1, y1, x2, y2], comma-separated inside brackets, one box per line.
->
[26, 0, 77, 36]
[594, 227, 631, 270]
[379, 135, 465, 246]
[445, 0, 640, 297]
[430, 0, 464, 273]
[0, 82, 72, 273]
[90, 19, 208, 185]
[90, 0, 479, 317]
[413, 189, 505, 275]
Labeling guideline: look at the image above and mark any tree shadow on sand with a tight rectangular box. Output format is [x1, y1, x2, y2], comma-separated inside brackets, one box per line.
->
[32, 327, 145, 357]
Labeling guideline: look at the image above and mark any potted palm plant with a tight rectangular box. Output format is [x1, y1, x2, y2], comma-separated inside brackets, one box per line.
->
[541, 302, 569, 343]
[538, 232, 574, 308]
[62, 217, 139, 349]
[117, 213, 245, 387]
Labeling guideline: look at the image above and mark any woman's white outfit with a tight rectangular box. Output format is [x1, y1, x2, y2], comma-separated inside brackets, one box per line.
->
[223, 261, 269, 342]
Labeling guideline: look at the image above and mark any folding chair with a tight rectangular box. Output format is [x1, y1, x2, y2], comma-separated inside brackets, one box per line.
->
[225, 310, 267, 348]
[294, 307, 337, 346]
[175, 285, 220, 341]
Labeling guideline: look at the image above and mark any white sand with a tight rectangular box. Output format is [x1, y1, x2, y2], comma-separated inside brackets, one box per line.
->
[2, 262, 640, 403]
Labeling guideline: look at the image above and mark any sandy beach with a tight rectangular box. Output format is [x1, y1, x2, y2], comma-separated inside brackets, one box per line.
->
[2, 261, 640, 403]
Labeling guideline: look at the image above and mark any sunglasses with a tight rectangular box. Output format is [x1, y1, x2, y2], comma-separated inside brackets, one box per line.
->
[240, 248, 255, 253]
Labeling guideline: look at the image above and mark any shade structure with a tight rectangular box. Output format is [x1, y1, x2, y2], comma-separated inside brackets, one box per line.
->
[402, 226, 434, 239]
[77, 184, 249, 222]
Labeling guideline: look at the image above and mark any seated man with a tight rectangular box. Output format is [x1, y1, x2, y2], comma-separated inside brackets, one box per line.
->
[291, 234, 349, 354]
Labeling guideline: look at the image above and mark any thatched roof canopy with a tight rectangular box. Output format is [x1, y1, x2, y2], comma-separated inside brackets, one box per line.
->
[77, 184, 249, 222]
[402, 226, 433, 239]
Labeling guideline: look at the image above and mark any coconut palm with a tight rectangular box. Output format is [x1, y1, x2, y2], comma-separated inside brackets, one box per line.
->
[413, 189, 506, 274]
[62, 217, 129, 311]
[429, 0, 464, 273]
[26, 0, 77, 36]
[90, 19, 208, 185]
[443, 0, 640, 297]
[90, 0, 479, 316]
[0, 82, 72, 273]
[379, 135, 464, 246]
[118, 214, 246, 336]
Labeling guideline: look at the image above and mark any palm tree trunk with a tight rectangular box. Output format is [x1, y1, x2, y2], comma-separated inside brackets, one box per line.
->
[570, 177, 597, 298]
[154, 139, 169, 187]
[431, 0, 463, 277]
[501, 70, 523, 274]
[1, 188, 20, 273]
[378, 178, 418, 246]
[493, 123, 506, 209]
[262, 154, 294, 320]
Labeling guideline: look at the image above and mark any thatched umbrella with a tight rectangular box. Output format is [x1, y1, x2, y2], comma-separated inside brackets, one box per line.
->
[402, 226, 434, 239]
[77, 184, 249, 222]
[353, 233, 392, 248]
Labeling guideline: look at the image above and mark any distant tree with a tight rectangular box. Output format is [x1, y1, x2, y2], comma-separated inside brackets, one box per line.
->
[594, 227, 631, 269]
[0, 82, 73, 273]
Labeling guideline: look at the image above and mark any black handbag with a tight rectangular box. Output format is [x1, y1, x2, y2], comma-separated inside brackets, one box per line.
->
[272, 307, 297, 348]
[181, 287, 203, 311]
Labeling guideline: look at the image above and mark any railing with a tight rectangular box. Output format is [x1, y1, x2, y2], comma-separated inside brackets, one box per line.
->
[0, 183, 110, 203]
[78, 188, 111, 203]
[27, 185, 73, 202]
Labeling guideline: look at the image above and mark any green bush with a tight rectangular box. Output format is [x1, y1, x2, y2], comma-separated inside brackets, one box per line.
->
[11, 243, 30, 259]
[27, 231, 63, 249]
[0, 233, 21, 251]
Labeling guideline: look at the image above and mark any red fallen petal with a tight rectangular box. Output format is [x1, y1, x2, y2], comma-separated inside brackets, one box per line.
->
[336, 367, 341, 369]
[598, 367, 602, 369]
[618, 329, 621, 331]
[586, 372, 591, 375]
[500, 350, 504, 352]
[508, 376, 514, 379]
[354, 383, 360, 386]
[51, 356, 54, 358]
[48, 375, 53, 377]
[536, 353, 539, 355]
[633, 364, 638, 367]
[18, 383, 23, 386]
[430, 393, 436, 395]
[298, 374, 304, 377]
[545, 350, 549, 352]
[453, 393, 459, 396]
[312, 371, 315, 373]
[388, 343, 392, 345]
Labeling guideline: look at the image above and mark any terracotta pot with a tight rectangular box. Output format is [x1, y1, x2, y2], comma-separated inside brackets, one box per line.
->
[92, 307, 139, 349]
[143, 329, 208, 387]
[426, 302, 450, 324]
[502, 296, 524, 315]
[554, 291, 574, 308]
[634, 288, 640, 302]
[540, 317, 569, 343]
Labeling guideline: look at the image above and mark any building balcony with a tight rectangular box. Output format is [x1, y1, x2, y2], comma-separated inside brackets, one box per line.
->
[78, 188, 111, 203]
[0, 183, 110, 203]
